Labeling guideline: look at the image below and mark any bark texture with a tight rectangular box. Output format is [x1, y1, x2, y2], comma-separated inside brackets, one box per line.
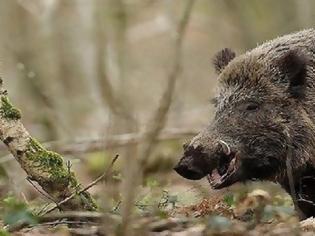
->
[0, 78, 97, 211]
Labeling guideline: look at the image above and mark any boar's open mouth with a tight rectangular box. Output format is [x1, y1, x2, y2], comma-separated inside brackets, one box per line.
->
[207, 151, 242, 189]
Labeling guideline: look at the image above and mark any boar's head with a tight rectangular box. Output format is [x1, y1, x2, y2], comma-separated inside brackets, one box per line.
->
[174, 48, 311, 189]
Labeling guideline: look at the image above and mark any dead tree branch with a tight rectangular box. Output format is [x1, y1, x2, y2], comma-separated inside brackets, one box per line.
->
[139, 0, 195, 166]
[47, 128, 197, 155]
[6, 211, 105, 232]
[41, 211, 105, 222]
[0, 129, 197, 163]
[120, 1, 195, 235]
[94, 0, 134, 122]
[0, 79, 96, 212]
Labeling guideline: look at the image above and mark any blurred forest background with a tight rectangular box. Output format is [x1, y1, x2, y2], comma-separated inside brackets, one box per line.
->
[0, 0, 314, 235]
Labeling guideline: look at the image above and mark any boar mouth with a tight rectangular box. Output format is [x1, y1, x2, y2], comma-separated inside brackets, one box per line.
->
[207, 151, 241, 189]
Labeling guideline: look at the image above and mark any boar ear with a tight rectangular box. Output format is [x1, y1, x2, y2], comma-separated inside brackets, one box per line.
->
[276, 50, 308, 98]
[213, 48, 236, 74]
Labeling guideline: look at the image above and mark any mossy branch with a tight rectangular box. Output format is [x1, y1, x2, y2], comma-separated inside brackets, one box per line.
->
[0, 78, 97, 212]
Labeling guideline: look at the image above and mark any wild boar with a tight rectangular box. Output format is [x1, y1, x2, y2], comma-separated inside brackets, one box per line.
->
[174, 29, 315, 219]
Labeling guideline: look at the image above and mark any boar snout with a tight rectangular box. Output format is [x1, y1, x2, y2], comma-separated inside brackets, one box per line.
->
[174, 143, 208, 180]
[174, 138, 228, 180]
[173, 159, 205, 180]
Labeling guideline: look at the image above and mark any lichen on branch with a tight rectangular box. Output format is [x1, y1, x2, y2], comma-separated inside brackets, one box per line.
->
[0, 78, 97, 212]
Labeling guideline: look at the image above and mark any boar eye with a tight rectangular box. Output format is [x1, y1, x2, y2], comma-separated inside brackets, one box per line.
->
[246, 103, 259, 111]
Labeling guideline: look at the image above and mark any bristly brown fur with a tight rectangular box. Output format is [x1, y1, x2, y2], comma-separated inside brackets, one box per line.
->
[213, 48, 236, 74]
[275, 50, 308, 98]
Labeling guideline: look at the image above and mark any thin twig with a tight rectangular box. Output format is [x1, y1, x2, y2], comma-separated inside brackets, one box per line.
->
[81, 154, 119, 191]
[41, 211, 105, 221]
[113, 201, 122, 212]
[26, 177, 57, 204]
[6, 211, 105, 232]
[40, 154, 119, 216]
[36, 220, 97, 227]
[36, 203, 52, 216]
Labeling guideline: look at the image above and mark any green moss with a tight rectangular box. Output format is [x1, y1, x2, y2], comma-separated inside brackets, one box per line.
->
[25, 138, 97, 210]
[27, 138, 63, 167]
[26, 138, 73, 185]
[0, 96, 21, 120]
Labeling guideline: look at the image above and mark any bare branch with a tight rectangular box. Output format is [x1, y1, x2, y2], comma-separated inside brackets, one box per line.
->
[6, 211, 105, 232]
[0, 129, 197, 164]
[78, 154, 119, 193]
[94, 0, 134, 122]
[139, 0, 195, 165]
[120, 1, 195, 235]
[41, 211, 104, 222]
[47, 128, 197, 155]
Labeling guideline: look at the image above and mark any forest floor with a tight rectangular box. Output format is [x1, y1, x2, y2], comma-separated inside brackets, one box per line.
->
[4, 176, 315, 236]
[0, 140, 313, 235]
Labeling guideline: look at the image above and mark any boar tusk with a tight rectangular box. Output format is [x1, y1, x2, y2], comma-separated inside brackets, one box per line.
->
[218, 140, 231, 155]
